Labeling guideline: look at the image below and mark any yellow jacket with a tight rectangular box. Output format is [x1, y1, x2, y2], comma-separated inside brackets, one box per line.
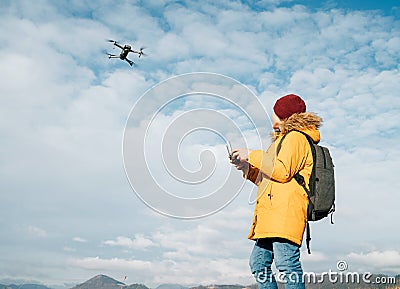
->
[246, 112, 322, 245]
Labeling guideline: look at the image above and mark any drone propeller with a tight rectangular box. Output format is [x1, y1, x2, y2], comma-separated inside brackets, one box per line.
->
[138, 47, 147, 58]
[106, 39, 119, 48]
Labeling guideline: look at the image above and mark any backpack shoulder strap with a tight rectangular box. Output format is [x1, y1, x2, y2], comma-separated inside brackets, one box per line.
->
[277, 130, 316, 160]
[276, 132, 289, 155]
[276, 130, 304, 154]
[293, 130, 317, 159]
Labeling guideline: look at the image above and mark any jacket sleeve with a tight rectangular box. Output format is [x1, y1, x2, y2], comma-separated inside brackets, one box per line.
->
[244, 164, 261, 185]
[248, 132, 310, 183]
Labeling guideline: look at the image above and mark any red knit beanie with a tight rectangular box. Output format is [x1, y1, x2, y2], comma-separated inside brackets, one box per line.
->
[273, 94, 306, 120]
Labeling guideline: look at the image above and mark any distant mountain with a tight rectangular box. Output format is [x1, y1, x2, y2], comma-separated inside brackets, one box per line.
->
[156, 284, 189, 289]
[70, 275, 124, 289]
[0, 284, 51, 289]
[70, 274, 150, 289]
[125, 284, 149, 289]
[190, 285, 246, 289]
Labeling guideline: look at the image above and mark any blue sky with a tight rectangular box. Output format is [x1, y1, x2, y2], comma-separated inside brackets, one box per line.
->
[276, 0, 400, 14]
[0, 0, 399, 288]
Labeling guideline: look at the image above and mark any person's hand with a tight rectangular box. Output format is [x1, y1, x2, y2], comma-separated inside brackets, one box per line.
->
[231, 148, 252, 163]
[234, 160, 249, 171]
[233, 161, 245, 170]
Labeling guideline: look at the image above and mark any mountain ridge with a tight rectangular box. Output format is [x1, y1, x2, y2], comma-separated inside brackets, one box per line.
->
[70, 274, 149, 289]
[1, 273, 399, 289]
[0, 284, 52, 289]
[155, 284, 190, 289]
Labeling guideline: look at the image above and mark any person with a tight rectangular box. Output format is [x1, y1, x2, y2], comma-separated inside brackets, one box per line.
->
[231, 94, 322, 289]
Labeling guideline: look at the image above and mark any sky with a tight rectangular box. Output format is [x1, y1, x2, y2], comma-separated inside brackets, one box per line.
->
[0, 0, 399, 288]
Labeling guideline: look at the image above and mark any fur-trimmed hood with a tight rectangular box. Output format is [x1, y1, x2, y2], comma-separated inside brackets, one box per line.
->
[272, 112, 322, 142]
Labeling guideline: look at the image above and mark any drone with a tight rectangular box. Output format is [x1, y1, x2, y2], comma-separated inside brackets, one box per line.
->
[106, 39, 146, 66]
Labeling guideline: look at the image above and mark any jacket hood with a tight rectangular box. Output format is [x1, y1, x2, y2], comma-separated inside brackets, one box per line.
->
[272, 112, 322, 143]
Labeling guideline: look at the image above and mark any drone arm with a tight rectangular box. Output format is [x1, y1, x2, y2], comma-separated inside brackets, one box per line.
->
[114, 42, 124, 49]
[130, 49, 145, 58]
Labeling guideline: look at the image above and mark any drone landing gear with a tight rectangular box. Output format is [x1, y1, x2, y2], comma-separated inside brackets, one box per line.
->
[108, 55, 135, 66]
[125, 59, 135, 66]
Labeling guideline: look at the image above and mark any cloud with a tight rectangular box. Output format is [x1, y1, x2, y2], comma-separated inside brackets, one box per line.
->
[103, 234, 158, 250]
[300, 250, 329, 263]
[69, 256, 153, 271]
[73, 237, 88, 243]
[69, 256, 253, 286]
[27, 226, 47, 238]
[346, 250, 400, 273]
[63, 246, 77, 252]
[67, 206, 256, 286]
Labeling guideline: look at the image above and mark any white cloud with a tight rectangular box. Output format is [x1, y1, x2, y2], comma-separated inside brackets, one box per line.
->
[301, 250, 329, 263]
[63, 246, 77, 252]
[69, 256, 153, 271]
[69, 255, 253, 287]
[73, 237, 87, 243]
[27, 226, 47, 238]
[103, 234, 158, 250]
[347, 250, 400, 273]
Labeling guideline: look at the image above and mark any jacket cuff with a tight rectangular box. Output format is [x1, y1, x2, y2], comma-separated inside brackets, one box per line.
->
[246, 165, 260, 184]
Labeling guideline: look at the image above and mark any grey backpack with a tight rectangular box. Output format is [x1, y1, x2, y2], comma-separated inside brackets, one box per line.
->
[277, 130, 335, 253]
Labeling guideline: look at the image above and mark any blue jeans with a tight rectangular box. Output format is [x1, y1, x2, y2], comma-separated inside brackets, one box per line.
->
[249, 238, 305, 289]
